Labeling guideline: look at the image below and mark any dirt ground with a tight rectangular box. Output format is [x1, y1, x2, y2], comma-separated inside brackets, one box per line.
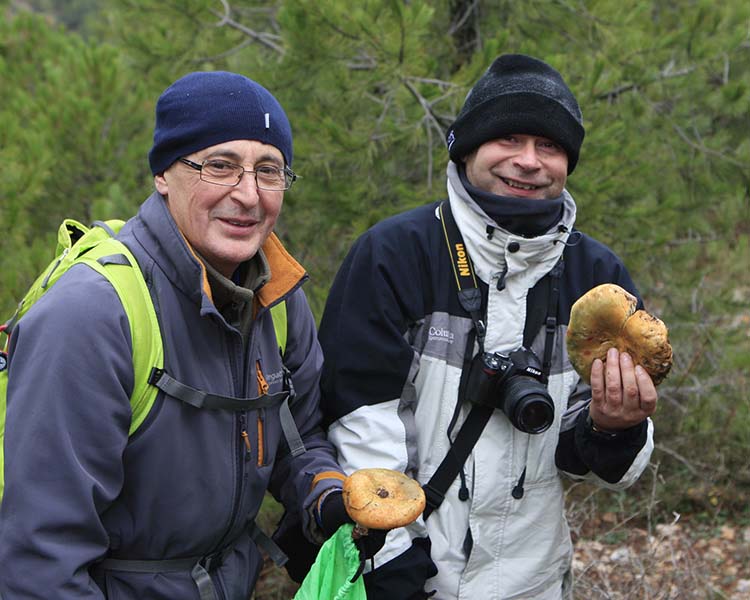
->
[572, 517, 750, 599]
[254, 516, 750, 599]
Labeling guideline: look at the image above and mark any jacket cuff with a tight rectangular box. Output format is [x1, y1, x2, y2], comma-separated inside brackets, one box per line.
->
[306, 471, 347, 542]
[574, 409, 648, 483]
[583, 409, 647, 442]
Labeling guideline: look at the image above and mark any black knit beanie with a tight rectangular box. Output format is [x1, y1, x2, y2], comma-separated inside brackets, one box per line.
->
[446, 54, 585, 174]
[149, 71, 293, 175]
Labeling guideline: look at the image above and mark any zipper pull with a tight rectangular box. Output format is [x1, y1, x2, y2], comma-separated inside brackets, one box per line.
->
[239, 414, 252, 461]
[512, 467, 527, 499]
[41, 247, 70, 288]
[496, 266, 508, 292]
[256, 360, 269, 395]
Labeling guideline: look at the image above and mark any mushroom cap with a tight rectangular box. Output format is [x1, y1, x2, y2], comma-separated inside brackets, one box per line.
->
[342, 468, 426, 530]
[566, 283, 673, 385]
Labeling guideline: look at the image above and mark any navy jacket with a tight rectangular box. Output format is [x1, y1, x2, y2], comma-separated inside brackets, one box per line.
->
[0, 193, 344, 599]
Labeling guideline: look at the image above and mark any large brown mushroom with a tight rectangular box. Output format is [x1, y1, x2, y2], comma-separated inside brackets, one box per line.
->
[566, 283, 673, 385]
[342, 468, 425, 532]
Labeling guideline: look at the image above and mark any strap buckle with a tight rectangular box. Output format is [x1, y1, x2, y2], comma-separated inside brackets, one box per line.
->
[148, 367, 164, 385]
[422, 483, 445, 511]
[200, 547, 231, 572]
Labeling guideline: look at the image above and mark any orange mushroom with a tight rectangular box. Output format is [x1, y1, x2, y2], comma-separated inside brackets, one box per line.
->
[342, 468, 425, 533]
[566, 284, 672, 385]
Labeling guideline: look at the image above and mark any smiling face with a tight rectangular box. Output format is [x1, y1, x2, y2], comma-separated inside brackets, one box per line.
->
[154, 139, 284, 278]
[463, 134, 568, 199]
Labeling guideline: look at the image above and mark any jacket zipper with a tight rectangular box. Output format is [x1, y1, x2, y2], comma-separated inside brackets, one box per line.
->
[209, 334, 250, 584]
[256, 360, 269, 466]
[239, 413, 252, 462]
[257, 410, 265, 467]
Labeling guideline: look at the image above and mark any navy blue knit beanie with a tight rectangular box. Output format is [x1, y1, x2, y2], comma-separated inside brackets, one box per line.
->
[446, 54, 584, 174]
[149, 71, 293, 175]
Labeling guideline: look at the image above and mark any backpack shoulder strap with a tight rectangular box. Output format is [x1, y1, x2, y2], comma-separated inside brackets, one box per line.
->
[268, 300, 306, 456]
[269, 301, 287, 357]
[77, 239, 163, 435]
[3, 220, 126, 336]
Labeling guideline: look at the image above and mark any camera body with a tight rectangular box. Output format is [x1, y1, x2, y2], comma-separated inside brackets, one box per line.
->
[466, 347, 555, 434]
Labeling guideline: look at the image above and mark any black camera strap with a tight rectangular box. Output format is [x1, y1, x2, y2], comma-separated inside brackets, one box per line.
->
[424, 203, 493, 519]
[438, 202, 486, 351]
[423, 201, 563, 518]
[525, 258, 564, 382]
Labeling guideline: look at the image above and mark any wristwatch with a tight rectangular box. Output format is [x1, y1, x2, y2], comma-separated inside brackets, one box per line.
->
[586, 412, 620, 439]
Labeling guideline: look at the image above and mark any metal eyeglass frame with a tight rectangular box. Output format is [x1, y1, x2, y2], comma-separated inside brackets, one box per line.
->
[179, 157, 297, 191]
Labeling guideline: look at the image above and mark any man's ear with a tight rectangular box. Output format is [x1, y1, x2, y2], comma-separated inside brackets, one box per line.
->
[154, 173, 168, 196]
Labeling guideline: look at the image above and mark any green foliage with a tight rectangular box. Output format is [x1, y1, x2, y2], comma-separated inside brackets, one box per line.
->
[270, 0, 460, 312]
[0, 12, 152, 316]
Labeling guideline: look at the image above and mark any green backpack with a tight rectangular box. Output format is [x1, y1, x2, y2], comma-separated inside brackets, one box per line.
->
[0, 219, 287, 501]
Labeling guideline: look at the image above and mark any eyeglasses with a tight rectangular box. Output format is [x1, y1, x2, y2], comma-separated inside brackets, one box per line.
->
[179, 158, 297, 191]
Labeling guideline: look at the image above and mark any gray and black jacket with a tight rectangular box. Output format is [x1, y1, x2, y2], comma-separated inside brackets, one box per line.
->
[318, 162, 654, 599]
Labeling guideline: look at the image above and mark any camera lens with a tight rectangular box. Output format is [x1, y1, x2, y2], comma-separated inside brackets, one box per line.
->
[516, 396, 554, 433]
[501, 377, 555, 434]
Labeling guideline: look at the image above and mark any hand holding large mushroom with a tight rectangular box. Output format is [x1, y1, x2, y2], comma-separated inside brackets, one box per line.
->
[295, 469, 426, 598]
[566, 283, 672, 432]
[340, 468, 425, 584]
[566, 284, 673, 385]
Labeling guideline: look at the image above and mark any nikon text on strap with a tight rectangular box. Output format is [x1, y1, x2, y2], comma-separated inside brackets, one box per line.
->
[422, 201, 563, 519]
[423, 203, 491, 519]
[439, 203, 486, 346]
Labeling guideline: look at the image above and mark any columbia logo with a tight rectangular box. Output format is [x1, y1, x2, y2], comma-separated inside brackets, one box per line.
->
[428, 326, 454, 343]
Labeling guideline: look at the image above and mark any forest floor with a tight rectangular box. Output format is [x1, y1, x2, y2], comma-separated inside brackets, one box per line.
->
[253, 510, 750, 599]
[571, 513, 750, 599]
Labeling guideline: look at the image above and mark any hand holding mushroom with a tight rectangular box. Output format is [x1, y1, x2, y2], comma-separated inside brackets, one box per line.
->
[342, 468, 425, 535]
[318, 469, 425, 570]
[566, 284, 673, 431]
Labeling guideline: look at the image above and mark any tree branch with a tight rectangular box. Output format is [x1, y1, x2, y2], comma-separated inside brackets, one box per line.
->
[402, 78, 456, 130]
[672, 123, 744, 168]
[208, 7, 285, 56]
[213, 0, 231, 27]
[191, 38, 254, 63]
[448, 0, 480, 35]
[596, 63, 696, 100]
[402, 78, 457, 189]
[654, 443, 701, 477]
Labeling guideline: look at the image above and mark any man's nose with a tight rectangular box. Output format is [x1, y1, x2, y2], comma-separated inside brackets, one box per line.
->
[231, 171, 261, 205]
[513, 141, 542, 169]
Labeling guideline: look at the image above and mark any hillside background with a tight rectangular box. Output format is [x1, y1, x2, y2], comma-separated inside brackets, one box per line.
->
[1, 1, 748, 598]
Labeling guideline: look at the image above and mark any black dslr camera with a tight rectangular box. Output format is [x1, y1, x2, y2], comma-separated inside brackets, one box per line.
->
[466, 347, 554, 434]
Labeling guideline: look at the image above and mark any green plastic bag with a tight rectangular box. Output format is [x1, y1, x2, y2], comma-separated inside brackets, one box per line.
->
[293, 523, 366, 600]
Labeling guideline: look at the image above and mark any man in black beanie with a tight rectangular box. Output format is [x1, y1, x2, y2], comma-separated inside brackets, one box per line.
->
[0, 71, 377, 599]
[318, 54, 658, 599]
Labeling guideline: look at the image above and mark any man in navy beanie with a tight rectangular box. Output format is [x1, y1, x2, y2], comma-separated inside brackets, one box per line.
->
[0, 71, 376, 599]
[318, 54, 659, 599]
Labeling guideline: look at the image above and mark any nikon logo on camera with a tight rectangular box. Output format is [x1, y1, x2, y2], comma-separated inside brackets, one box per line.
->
[526, 366, 543, 378]
[455, 243, 470, 277]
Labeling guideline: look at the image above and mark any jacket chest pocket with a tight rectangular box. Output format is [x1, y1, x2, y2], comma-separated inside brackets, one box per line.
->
[250, 358, 287, 468]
